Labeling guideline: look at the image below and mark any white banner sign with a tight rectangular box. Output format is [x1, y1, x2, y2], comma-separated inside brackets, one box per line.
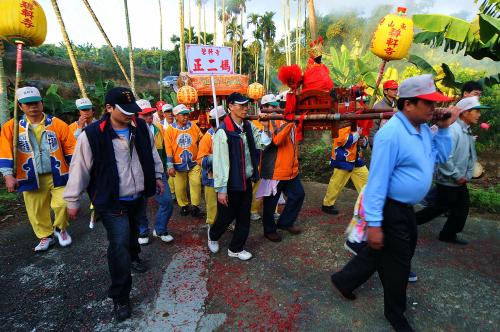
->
[185, 44, 234, 75]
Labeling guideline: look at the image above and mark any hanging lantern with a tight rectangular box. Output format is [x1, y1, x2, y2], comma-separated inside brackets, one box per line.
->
[370, 7, 413, 61]
[247, 82, 265, 100]
[0, 0, 47, 47]
[177, 85, 198, 105]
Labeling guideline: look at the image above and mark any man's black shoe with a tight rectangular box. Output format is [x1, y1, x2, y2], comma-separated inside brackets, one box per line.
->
[322, 205, 339, 215]
[113, 300, 131, 321]
[330, 274, 356, 300]
[191, 205, 205, 218]
[131, 259, 147, 273]
[180, 206, 190, 216]
[439, 234, 468, 245]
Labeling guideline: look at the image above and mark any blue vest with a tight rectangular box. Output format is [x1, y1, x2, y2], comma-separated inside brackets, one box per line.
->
[85, 114, 156, 210]
[218, 116, 259, 191]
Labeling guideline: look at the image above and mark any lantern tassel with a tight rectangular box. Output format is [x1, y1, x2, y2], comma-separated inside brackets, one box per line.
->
[369, 60, 387, 108]
[12, 42, 25, 176]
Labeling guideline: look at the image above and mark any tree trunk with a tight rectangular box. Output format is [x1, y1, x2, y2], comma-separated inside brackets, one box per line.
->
[213, 0, 216, 45]
[296, 0, 301, 66]
[282, 0, 288, 65]
[159, 0, 163, 99]
[287, 0, 291, 64]
[51, 0, 88, 98]
[0, 41, 8, 126]
[82, 0, 132, 88]
[239, 9, 244, 74]
[197, 1, 201, 44]
[179, 0, 186, 72]
[222, 0, 226, 42]
[188, 0, 192, 43]
[123, 0, 136, 96]
[203, 3, 207, 44]
[307, 0, 317, 40]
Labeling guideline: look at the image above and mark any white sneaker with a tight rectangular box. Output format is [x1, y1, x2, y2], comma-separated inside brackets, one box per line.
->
[207, 227, 219, 253]
[250, 213, 261, 221]
[54, 229, 72, 247]
[34, 237, 55, 252]
[228, 249, 252, 261]
[153, 230, 174, 243]
[138, 236, 149, 245]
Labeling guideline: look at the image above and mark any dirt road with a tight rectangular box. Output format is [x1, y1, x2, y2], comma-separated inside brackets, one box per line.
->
[0, 182, 498, 331]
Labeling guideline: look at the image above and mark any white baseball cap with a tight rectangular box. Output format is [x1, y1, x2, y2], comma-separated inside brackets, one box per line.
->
[16, 87, 42, 103]
[136, 99, 156, 115]
[161, 103, 174, 112]
[173, 104, 191, 115]
[75, 98, 93, 110]
[456, 96, 491, 114]
[261, 94, 279, 106]
[398, 74, 452, 102]
[209, 105, 227, 119]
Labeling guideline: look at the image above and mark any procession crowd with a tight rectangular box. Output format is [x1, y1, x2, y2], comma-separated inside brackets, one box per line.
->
[0, 73, 489, 331]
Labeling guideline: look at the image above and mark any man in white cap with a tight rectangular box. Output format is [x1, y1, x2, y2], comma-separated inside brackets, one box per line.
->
[416, 96, 490, 245]
[136, 100, 174, 245]
[164, 104, 204, 217]
[330, 74, 460, 332]
[69, 98, 96, 139]
[0, 86, 76, 252]
[197, 106, 227, 226]
[160, 103, 175, 129]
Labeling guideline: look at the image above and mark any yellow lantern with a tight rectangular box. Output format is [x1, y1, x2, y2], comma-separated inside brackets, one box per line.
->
[0, 0, 47, 47]
[177, 85, 198, 105]
[247, 82, 265, 100]
[370, 7, 413, 61]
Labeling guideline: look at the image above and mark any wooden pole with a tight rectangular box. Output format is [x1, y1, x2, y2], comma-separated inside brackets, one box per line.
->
[12, 42, 24, 173]
[159, 0, 163, 100]
[0, 41, 8, 126]
[246, 112, 395, 121]
[123, 0, 136, 96]
[51, 0, 88, 98]
[179, 0, 186, 72]
[81, 0, 132, 88]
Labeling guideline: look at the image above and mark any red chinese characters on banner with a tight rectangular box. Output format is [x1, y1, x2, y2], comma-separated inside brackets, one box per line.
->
[186, 45, 233, 75]
[20, 1, 35, 29]
[383, 21, 403, 56]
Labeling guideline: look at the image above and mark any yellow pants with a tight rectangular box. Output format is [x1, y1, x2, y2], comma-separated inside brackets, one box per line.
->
[323, 166, 369, 207]
[250, 180, 262, 214]
[204, 186, 217, 225]
[23, 174, 69, 239]
[168, 176, 175, 196]
[174, 165, 202, 207]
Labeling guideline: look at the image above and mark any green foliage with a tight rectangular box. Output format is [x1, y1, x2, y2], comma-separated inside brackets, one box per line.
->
[412, 5, 500, 61]
[0, 188, 16, 201]
[469, 185, 500, 213]
[42, 84, 74, 117]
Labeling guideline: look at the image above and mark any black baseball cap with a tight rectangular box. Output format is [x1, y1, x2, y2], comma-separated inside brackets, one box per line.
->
[227, 92, 249, 105]
[105, 87, 141, 115]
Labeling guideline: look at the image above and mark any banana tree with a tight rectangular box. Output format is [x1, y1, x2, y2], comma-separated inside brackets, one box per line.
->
[412, 0, 500, 61]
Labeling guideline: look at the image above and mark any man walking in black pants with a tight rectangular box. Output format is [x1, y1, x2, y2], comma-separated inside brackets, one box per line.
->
[208, 93, 268, 261]
[416, 96, 489, 244]
[330, 75, 459, 332]
[64, 87, 164, 321]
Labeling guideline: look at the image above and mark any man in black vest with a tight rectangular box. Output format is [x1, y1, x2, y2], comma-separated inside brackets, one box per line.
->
[63, 87, 164, 321]
[208, 92, 269, 261]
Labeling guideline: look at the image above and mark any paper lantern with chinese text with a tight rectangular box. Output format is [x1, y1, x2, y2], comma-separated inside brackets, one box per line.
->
[370, 7, 413, 61]
[247, 82, 265, 100]
[177, 85, 198, 105]
[0, 0, 47, 47]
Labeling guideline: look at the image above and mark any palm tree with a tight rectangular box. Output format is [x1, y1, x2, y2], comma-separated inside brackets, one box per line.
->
[51, 0, 88, 98]
[0, 41, 8, 126]
[179, 0, 186, 72]
[307, 0, 317, 40]
[226, 16, 242, 71]
[247, 13, 262, 81]
[123, 0, 136, 96]
[260, 11, 276, 91]
[81, 0, 132, 89]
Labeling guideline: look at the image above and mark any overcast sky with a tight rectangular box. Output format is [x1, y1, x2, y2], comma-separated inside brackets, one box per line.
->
[37, 0, 480, 49]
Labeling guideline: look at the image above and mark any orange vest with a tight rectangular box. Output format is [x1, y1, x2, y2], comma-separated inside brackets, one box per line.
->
[0, 115, 76, 191]
[164, 121, 202, 171]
